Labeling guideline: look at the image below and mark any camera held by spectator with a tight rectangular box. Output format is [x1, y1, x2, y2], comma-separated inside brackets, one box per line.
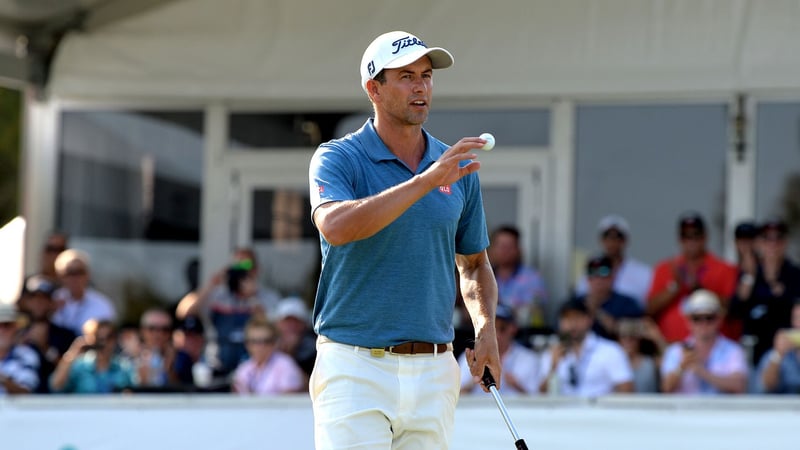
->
[226, 259, 255, 296]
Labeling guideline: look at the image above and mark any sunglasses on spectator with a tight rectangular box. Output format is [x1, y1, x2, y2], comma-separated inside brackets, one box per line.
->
[601, 231, 625, 240]
[0, 322, 16, 329]
[681, 233, 704, 240]
[143, 325, 172, 332]
[689, 314, 717, 323]
[45, 245, 66, 254]
[245, 337, 276, 345]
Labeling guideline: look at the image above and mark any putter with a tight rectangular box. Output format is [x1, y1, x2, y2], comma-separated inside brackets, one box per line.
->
[482, 367, 529, 450]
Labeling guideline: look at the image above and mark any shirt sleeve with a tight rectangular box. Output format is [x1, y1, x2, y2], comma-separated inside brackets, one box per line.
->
[309, 143, 357, 212]
[511, 348, 544, 394]
[753, 352, 780, 393]
[7, 346, 40, 392]
[717, 262, 739, 300]
[455, 173, 489, 256]
[660, 344, 682, 376]
[647, 262, 671, 302]
[722, 342, 748, 375]
[606, 344, 634, 385]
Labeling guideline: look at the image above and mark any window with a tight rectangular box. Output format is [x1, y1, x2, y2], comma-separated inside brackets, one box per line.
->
[58, 111, 204, 241]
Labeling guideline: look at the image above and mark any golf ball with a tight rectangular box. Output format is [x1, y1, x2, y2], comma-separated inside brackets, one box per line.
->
[479, 133, 495, 151]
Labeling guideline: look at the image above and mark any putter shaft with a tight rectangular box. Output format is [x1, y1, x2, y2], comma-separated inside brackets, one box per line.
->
[488, 384, 523, 441]
[482, 368, 529, 450]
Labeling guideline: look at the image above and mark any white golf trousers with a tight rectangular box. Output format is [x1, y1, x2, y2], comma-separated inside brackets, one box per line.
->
[310, 338, 460, 450]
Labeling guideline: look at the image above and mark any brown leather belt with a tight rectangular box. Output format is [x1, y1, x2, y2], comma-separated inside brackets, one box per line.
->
[386, 342, 449, 355]
[317, 335, 451, 357]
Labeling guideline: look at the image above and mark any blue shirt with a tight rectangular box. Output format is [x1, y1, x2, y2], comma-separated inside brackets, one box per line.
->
[308, 119, 489, 347]
[577, 291, 643, 340]
[756, 350, 800, 394]
[51, 352, 135, 394]
[496, 264, 548, 309]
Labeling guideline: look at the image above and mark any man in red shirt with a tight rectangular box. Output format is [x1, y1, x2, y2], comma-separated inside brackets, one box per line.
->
[646, 212, 739, 343]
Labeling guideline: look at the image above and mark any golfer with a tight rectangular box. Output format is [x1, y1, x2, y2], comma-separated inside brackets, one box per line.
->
[308, 30, 501, 449]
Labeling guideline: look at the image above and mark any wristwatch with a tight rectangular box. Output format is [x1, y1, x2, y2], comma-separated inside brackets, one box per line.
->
[740, 273, 755, 286]
[768, 350, 783, 365]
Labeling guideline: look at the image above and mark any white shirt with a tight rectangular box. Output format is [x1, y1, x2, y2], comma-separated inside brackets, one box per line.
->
[458, 342, 543, 396]
[576, 257, 653, 306]
[52, 287, 117, 335]
[540, 332, 633, 397]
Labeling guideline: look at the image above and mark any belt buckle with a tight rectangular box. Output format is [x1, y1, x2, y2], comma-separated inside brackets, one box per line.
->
[370, 348, 386, 358]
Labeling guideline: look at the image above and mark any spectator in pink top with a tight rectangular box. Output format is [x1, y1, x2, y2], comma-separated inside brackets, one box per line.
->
[232, 318, 305, 395]
[660, 289, 747, 394]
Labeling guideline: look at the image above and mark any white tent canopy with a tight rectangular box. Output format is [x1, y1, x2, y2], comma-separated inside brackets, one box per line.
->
[49, 0, 800, 103]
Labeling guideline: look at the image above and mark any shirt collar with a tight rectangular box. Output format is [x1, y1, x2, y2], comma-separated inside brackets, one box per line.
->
[362, 119, 437, 169]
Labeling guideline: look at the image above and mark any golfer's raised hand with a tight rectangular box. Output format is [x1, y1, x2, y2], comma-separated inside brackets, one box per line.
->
[422, 137, 485, 189]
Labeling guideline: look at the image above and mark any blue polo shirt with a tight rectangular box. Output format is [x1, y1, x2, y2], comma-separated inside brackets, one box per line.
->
[308, 119, 489, 347]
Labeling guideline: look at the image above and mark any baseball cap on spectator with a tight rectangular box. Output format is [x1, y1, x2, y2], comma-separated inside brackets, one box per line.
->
[682, 289, 721, 316]
[678, 211, 706, 237]
[24, 275, 57, 297]
[759, 218, 788, 238]
[586, 255, 613, 278]
[558, 298, 590, 317]
[274, 297, 310, 323]
[360, 31, 454, 92]
[734, 221, 758, 240]
[495, 303, 515, 323]
[178, 315, 205, 335]
[0, 303, 19, 323]
[597, 214, 630, 238]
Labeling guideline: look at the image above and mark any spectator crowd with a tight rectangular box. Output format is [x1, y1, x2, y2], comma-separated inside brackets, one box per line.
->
[2, 211, 799, 398]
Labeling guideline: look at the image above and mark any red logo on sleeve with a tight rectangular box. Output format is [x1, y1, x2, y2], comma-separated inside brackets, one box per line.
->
[438, 185, 451, 195]
[318, 184, 325, 194]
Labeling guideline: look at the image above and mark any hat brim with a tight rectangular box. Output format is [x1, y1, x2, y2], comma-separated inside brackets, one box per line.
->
[382, 47, 454, 72]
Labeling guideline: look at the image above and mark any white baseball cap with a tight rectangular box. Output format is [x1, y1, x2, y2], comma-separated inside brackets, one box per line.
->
[274, 297, 310, 323]
[360, 31, 454, 92]
[597, 214, 631, 236]
[682, 289, 722, 316]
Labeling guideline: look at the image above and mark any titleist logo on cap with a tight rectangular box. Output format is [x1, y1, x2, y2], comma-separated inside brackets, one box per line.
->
[391, 36, 427, 54]
[368, 36, 428, 77]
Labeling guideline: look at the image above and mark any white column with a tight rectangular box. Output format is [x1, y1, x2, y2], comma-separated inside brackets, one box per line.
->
[200, 103, 231, 283]
[21, 90, 59, 275]
[724, 95, 756, 262]
[544, 100, 575, 316]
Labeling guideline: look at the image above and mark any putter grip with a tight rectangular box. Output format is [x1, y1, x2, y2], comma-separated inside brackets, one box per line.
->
[481, 367, 497, 388]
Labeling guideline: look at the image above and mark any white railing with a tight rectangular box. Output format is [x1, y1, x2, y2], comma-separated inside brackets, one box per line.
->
[2, 394, 799, 450]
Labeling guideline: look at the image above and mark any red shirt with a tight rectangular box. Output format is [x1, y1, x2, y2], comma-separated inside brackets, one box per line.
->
[647, 252, 739, 343]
